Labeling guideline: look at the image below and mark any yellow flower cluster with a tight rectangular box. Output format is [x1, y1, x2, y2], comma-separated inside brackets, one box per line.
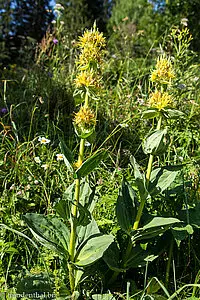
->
[77, 27, 106, 68]
[74, 24, 106, 88]
[74, 70, 100, 88]
[149, 90, 173, 111]
[74, 106, 96, 130]
[151, 56, 175, 85]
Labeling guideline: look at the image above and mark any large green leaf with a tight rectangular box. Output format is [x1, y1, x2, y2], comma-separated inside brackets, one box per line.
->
[54, 182, 75, 220]
[75, 269, 84, 289]
[75, 234, 114, 266]
[143, 129, 169, 156]
[142, 109, 159, 119]
[77, 203, 92, 226]
[59, 137, 74, 172]
[132, 217, 181, 242]
[55, 181, 96, 222]
[130, 156, 150, 201]
[79, 180, 96, 213]
[116, 180, 137, 233]
[149, 165, 182, 196]
[143, 217, 181, 229]
[163, 108, 185, 119]
[124, 245, 158, 268]
[103, 242, 125, 272]
[75, 149, 107, 178]
[23, 213, 70, 257]
[76, 218, 100, 248]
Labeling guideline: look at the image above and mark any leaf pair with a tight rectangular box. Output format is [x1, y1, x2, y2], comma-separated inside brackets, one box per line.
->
[54, 180, 96, 226]
[23, 213, 114, 287]
[59, 137, 107, 178]
[142, 108, 185, 120]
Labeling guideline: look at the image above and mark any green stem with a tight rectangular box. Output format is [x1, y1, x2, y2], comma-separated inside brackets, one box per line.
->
[165, 239, 174, 289]
[192, 269, 200, 297]
[109, 115, 163, 284]
[108, 270, 120, 286]
[68, 91, 89, 292]
[108, 236, 133, 286]
[133, 115, 162, 230]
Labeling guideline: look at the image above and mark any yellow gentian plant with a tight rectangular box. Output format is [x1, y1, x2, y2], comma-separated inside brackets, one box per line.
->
[21, 25, 114, 298]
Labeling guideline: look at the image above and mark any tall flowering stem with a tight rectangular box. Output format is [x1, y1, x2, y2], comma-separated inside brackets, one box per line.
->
[68, 25, 106, 293]
[68, 92, 88, 292]
[133, 115, 162, 230]
[133, 56, 175, 231]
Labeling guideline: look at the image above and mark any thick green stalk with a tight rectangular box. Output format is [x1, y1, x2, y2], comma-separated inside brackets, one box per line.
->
[109, 115, 163, 284]
[68, 92, 88, 292]
[133, 115, 162, 230]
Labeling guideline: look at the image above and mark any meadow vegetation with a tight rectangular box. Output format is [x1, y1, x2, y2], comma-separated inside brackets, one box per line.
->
[1, 1, 200, 299]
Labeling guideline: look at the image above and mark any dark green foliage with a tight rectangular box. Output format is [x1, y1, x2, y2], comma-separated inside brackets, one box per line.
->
[116, 180, 137, 233]
[165, 0, 200, 51]
[0, 0, 53, 65]
[0, 0, 13, 64]
[107, 0, 159, 58]
[16, 272, 55, 299]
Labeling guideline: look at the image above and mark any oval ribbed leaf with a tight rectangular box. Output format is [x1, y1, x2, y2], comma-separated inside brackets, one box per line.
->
[23, 213, 70, 257]
[116, 180, 137, 233]
[75, 149, 107, 179]
[75, 234, 114, 266]
[143, 129, 169, 156]
[163, 108, 185, 119]
[132, 217, 181, 242]
[142, 109, 159, 119]
[149, 165, 182, 196]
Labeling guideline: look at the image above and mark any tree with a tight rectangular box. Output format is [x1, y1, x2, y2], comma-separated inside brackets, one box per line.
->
[0, 0, 13, 64]
[13, 0, 53, 42]
[165, 0, 200, 51]
[0, 0, 54, 65]
[107, 0, 158, 57]
[55, 0, 111, 40]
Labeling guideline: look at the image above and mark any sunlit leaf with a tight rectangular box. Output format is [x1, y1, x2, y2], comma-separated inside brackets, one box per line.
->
[75, 149, 107, 178]
[116, 180, 137, 233]
[149, 165, 182, 196]
[75, 234, 114, 266]
[23, 214, 70, 257]
[143, 129, 169, 156]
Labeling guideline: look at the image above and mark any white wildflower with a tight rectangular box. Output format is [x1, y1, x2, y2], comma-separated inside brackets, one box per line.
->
[34, 156, 41, 164]
[84, 141, 91, 147]
[56, 154, 64, 161]
[181, 18, 188, 26]
[38, 137, 50, 144]
[41, 164, 48, 170]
